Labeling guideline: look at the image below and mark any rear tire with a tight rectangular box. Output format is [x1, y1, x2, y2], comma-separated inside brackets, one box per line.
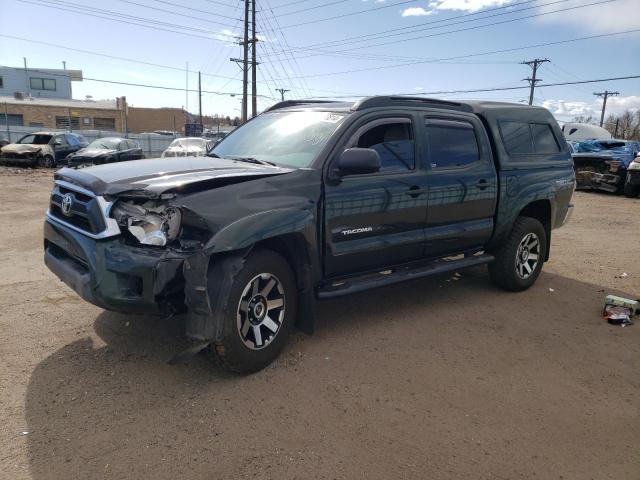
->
[209, 249, 297, 374]
[489, 217, 547, 292]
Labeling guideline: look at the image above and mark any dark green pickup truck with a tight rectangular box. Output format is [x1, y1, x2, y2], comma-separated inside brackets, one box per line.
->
[44, 96, 575, 372]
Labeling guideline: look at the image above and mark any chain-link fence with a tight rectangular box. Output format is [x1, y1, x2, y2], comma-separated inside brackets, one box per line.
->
[1, 125, 178, 157]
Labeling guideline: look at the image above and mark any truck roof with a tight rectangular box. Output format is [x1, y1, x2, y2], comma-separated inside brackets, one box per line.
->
[265, 96, 548, 116]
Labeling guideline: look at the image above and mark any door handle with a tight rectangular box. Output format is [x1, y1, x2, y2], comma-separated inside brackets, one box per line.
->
[405, 186, 426, 197]
[475, 179, 489, 190]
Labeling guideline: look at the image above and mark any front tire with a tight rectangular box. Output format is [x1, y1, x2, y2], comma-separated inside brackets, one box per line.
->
[489, 217, 547, 292]
[37, 155, 54, 168]
[209, 249, 297, 374]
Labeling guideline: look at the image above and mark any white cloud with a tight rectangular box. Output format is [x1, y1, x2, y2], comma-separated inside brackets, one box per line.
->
[214, 29, 240, 45]
[429, 0, 512, 12]
[402, 7, 433, 17]
[536, 0, 638, 33]
[543, 96, 640, 118]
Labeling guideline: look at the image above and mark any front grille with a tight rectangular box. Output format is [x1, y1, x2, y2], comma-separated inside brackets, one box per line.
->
[47, 181, 121, 239]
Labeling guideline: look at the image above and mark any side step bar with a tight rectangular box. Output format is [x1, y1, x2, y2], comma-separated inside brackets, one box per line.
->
[317, 253, 494, 299]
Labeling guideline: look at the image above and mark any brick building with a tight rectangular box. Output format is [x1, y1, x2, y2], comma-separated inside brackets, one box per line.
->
[126, 106, 187, 134]
[1, 95, 124, 131]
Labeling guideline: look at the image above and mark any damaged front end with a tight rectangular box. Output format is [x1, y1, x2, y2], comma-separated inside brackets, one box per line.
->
[573, 155, 625, 193]
[44, 181, 210, 320]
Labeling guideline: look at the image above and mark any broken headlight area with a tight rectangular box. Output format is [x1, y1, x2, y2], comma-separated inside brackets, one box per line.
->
[112, 200, 181, 246]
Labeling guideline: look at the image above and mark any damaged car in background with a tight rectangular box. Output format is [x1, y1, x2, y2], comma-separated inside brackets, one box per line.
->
[0, 132, 87, 168]
[66, 137, 144, 167]
[161, 137, 213, 158]
[571, 139, 639, 195]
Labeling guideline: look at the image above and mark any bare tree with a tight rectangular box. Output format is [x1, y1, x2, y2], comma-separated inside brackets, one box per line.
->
[602, 109, 640, 140]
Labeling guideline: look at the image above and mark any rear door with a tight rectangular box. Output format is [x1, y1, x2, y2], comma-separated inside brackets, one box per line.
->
[421, 114, 498, 257]
[324, 114, 428, 277]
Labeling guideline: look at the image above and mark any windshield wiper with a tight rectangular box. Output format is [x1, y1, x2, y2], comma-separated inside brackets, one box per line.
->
[229, 156, 276, 166]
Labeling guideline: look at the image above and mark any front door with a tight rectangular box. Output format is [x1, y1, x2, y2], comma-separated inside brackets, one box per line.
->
[422, 115, 498, 257]
[324, 115, 428, 277]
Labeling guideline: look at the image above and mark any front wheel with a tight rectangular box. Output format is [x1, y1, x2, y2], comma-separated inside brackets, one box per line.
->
[209, 249, 297, 373]
[37, 155, 54, 168]
[489, 217, 547, 292]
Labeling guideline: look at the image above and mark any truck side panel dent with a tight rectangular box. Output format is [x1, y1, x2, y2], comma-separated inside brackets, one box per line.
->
[184, 209, 319, 342]
[184, 250, 248, 342]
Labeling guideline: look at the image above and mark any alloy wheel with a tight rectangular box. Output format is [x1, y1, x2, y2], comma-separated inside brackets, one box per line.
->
[515, 232, 540, 279]
[236, 273, 286, 350]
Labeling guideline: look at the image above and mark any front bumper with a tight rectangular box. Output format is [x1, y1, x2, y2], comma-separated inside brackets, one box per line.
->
[575, 170, 623, 193]
[0, 155, 38, 165]
[44, 217, 189, 315]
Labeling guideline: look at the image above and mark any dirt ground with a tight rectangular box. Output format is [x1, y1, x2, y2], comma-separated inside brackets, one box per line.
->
[0, 166, 638, 480]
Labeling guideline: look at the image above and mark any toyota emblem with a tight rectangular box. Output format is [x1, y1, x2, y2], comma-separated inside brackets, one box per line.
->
[61, 193, 74, 217]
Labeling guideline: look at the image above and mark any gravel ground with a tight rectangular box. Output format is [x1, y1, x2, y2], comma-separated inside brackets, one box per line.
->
[0, 166, 638, 480]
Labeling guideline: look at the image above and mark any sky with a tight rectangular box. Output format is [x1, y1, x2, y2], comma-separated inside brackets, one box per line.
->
[0, 0, 638, 121]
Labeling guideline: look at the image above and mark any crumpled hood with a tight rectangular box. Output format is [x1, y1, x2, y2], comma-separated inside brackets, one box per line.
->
[2, 143, 51, 155]
[70, 148, 117, 158]
[55, 155, 293, 197]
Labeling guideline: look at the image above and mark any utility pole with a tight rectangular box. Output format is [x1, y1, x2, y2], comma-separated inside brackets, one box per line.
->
[242, 0, 249, 122]
[594, 90, 619, 127]
[521, 58, 549, 106]
[198, 71, 203, 126]
[251, 0, 257, 118]
[185, 62, 189, 121]
[230, 0, 259, 123]
[275, 88, 290, 101]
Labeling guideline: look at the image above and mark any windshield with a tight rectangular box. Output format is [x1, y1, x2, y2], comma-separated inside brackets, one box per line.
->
[18, 134, 52, 145]
[210, 111, 347, 168]
[87, 138, 120, 150]
[170, 138, 207, 148]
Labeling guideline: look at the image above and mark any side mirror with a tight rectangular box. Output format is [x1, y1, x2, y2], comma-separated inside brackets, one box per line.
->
[335, 148, 381, 176]
[54, 140, 62, 146]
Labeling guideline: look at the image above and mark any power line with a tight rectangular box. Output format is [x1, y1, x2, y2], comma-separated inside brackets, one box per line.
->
[277, 0, 351, 16]
[283, 0, 551, 50]
[267, 29, 640, 80]
[14, 0, 239, 36]
[265, 0, 618, 60]
[303, 75, 640, 98]
[116, 0, 241, 22]
[0, 34, 242, 82]
[279, 0, 425, 29]
[0, 66, 277, 99]
[260, 0, 571, 64]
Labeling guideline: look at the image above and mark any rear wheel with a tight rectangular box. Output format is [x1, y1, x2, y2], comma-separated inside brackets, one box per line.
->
[209, 249, 297, 374]
[489, 217, 547, 291]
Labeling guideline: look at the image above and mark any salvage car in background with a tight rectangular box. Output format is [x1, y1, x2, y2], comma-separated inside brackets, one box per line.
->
[66, 137, 144, 167]
[161, 137, 212, 158]
[0, 132, 87, 167]
[572, 139, 639, 194]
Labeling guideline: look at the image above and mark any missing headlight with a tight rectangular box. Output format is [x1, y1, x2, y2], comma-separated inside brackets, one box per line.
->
[112, 200, 182, 246]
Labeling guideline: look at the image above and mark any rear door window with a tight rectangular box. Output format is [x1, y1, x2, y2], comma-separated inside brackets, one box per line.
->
[425, 119, 480, 168]
[531, 124, 560, 153]
[500, 121, 534, 154]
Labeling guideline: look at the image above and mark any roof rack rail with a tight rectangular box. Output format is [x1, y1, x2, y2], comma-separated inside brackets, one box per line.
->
[352, 96, 472, 112]
[264, 99, 344, 112]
